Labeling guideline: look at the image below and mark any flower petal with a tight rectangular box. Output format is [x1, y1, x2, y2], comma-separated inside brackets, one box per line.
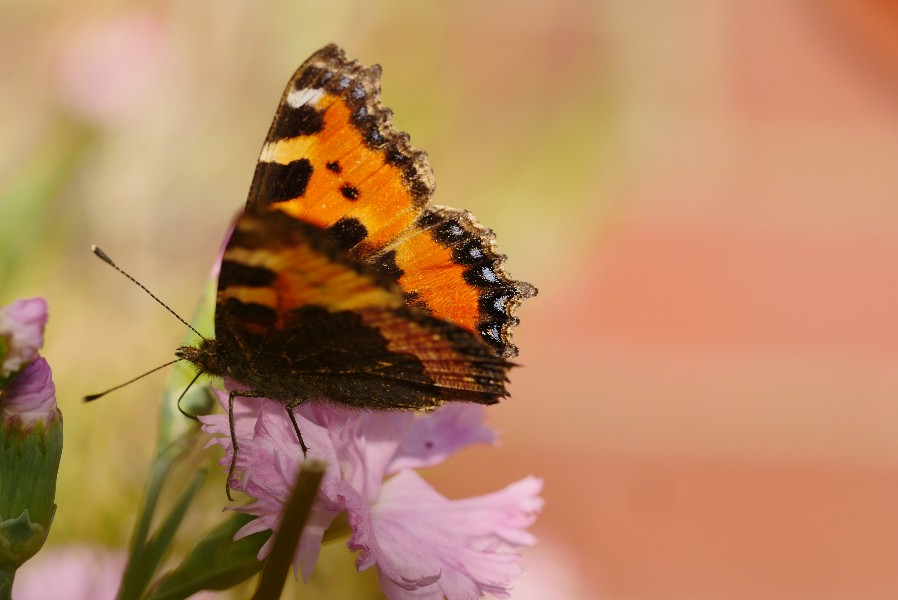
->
[388, 404, 496, 474]
[1, 357, 57, 426]
[347, 470, 543, 600]
[0, 298, 48, 379]
[12, 545, 126, 600]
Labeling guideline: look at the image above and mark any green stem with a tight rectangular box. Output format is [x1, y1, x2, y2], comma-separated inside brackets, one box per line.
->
[252, 461, 325, 600]
[0, 567, 13, 600]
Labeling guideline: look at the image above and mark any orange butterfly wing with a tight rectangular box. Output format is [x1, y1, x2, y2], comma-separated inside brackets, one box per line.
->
[245, 44, 535, 358]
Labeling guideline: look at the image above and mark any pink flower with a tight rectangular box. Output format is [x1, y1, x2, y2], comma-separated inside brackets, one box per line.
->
[1, 357, 58, 427]
[11, 545, 222, 600]
[201, 387, 543, 599]
[0, 297, 48, 379]
[54, 12, 167, 123]
[12, 545, 126, 600]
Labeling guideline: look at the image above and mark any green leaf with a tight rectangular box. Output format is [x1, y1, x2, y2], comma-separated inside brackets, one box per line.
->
[117, 271, 219, 600]
[115, 457, 178, 600]
[145, 513, 269, 600]
[0, 510, 47, 571]
[0, 337, 8, 388]
[116, 469, 208, 600]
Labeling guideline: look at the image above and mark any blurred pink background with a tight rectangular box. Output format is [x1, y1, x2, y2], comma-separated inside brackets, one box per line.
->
[3, 0, 898, 598]
[438, 1, 898, 598]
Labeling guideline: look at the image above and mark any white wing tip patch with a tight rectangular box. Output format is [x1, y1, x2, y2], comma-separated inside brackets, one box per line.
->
[286, 87, 325, 109]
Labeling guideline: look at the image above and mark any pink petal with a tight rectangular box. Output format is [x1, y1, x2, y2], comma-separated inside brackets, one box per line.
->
[377, 575, 447, 600]
[331, 410, 410, 499]
[389, 404, 496, 474]
[347, 470, 543, 600]
[0, 298, 48, 378]
[12, 544, 219, 600]
[1, 357, 57, 426]
[12, 545, 125, 600]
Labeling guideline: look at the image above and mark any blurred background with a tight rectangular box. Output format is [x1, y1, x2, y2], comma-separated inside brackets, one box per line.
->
[3, 0, 898, 598]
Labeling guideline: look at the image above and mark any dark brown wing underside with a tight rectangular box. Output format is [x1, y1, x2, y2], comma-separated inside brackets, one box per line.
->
[214, 210, 510, 410]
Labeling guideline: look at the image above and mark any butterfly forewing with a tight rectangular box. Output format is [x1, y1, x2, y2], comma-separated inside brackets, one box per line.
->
[245, 44, 536, 358]
[247, 45, 431, 254]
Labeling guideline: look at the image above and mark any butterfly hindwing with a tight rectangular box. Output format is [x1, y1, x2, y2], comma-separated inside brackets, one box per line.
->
[371, 206, 537, 357]
[214, 209, 508, 409]
[245, 44, 537, 358]
[218, 208, 401, 321]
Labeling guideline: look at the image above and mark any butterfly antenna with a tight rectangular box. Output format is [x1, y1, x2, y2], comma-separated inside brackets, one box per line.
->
[91, 245, 204, 339]
[84, 359, 181, 402]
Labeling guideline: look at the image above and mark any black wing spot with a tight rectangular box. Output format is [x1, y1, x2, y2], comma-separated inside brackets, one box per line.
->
[270, 104, 323, 139]
[224, 297, 277, 327]
[478, 322, 505, 354]
[292, 66, 324, 91]
[432, 221, 466, 246]
[478, 288, 517, 319]
[372, 249, 404, 280]
[256, 159, 313, 204]
[326, 161, 342, 173]
[340, 184, 360, 201]
[452, 239, 488, 266]
[220, 261, 277, 288]
[463, 264, 501, 288]
[328, 217, 368, 250]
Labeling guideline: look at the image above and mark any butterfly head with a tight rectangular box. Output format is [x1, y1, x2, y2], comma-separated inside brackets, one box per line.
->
[176, 339, 225, 378]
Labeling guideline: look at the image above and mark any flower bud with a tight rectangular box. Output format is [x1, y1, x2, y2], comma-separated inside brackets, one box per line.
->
[0, 356, 62, 573]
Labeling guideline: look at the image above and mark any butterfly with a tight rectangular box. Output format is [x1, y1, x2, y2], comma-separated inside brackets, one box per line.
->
[174, 44, 536, 498]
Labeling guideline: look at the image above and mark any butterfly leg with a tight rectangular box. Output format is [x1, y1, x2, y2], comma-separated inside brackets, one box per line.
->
[226, 389, 268, 501]
[285, 403, 309, 455]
